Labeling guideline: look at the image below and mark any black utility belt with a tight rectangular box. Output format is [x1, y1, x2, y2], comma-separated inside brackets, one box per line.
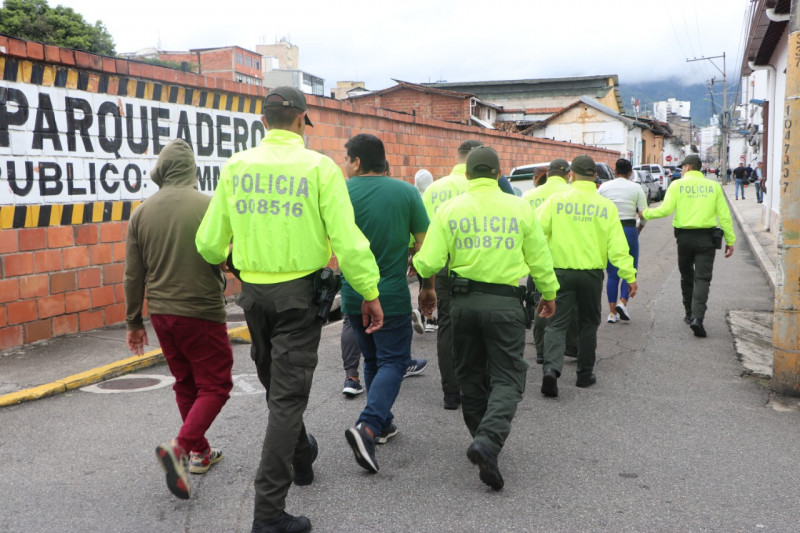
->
[620, 219, 637, 227]
[450, 274, 525, 299]
[674, 227, 714, 236]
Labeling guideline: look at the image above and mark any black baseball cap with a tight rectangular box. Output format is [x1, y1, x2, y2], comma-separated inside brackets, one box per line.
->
[263, 86, 313, 126]
[548, 159, 570, 174]
[466, 146, 500, 179]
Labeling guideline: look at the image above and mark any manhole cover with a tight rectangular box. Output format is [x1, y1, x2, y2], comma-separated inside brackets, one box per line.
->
[80, 374, 175, 394]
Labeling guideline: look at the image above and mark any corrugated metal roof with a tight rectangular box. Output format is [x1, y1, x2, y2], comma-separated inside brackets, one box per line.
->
[742, 0, 790, 75]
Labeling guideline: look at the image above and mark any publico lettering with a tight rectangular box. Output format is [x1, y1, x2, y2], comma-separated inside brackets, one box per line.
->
[0, 81, 266, 205]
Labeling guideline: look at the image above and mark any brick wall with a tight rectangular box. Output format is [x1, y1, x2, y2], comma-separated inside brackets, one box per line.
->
[0, 35, 617, 352]
[350, 87, 473, 125]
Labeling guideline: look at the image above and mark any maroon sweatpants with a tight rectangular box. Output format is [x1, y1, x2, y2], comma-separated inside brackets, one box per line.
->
[151, 314, 234, 454]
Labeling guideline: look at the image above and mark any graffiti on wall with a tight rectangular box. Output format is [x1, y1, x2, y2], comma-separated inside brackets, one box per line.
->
[0, 80, 266, 205]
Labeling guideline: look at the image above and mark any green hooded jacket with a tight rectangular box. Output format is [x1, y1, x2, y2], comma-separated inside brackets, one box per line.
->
[124, 139, 226, 329]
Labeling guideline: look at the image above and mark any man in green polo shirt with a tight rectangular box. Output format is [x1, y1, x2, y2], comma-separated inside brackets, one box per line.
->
[341, 133, 435, 474]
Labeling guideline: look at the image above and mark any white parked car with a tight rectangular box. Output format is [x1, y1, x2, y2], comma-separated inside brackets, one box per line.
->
[634, 164, 670, 200]
[507, 162, 550, 196]
[631, 169, 660, 204]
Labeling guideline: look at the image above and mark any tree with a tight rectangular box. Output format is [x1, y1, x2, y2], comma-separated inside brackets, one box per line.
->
[0, 0, 115, 55]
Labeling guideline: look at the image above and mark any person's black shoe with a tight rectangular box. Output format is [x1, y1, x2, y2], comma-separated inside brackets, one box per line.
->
[536, 352, 544, 364]
[443, 393, 461, 410]
[345, 423, 379, 473]
[252, 512, 311, 533]
[466, 441, 504, 491]
[576, 373, 597, 388]
[541, 368, 559, 398]
[690, 318, 707, 338]
[564, 345, 578, 358]
[293, 433, 318, 486]
[683, 314, 692, 325]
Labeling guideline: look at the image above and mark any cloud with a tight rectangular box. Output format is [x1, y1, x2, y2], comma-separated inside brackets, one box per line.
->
[56, 0, 750, 91]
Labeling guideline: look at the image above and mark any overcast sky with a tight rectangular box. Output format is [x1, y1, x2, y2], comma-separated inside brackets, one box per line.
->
[57, 0, 754, 93]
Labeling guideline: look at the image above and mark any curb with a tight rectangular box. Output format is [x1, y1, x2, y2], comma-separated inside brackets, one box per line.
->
[722, 186, 777, 292]
[0, 325, 251, 408]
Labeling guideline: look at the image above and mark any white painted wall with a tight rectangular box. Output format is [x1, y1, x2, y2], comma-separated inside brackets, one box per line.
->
[0, 80, 266, 206]
[532, 115, 628, 156]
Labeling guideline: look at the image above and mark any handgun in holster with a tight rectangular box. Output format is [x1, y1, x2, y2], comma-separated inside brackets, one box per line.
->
[523, 277, 540, 329]
[449, 272, 470, 296]
[313, 267, 342, 321]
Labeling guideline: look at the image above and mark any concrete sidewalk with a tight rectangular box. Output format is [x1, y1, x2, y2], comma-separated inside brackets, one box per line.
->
[0, 177, 782, 407]
[719, 179, 778, 290]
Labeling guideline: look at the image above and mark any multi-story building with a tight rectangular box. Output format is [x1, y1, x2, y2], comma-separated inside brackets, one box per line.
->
[158, 46, 263, 85]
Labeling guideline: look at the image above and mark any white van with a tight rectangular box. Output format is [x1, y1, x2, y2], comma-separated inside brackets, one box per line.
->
[507, 163, 550, 196]
[634, 164, 670, 200]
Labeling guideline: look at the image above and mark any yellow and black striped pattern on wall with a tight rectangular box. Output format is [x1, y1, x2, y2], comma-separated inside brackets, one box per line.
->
[1, 56, 264, 229]
[0, 56, 263, 113]
[0, 200, 142, 229]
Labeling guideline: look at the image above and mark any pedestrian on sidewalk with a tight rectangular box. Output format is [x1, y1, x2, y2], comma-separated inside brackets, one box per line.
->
[598, 158, 648, 323]
[536, 155, 638, 397]
[340, 133, 435, 474]
[196, 87, 383, 533]
[642, 154, 735, 338]
[755, 162, 765, 203]
[732, 162, 747, 200]
[124, 138, 233, 501]
[413, 146, 558, 491]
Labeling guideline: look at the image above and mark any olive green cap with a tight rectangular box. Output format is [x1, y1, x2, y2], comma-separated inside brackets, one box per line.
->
[263, 86, 313, 126]
[680, 154, 702, 169]
[466, 146, 500, 179]
[571, 155, 596, 177]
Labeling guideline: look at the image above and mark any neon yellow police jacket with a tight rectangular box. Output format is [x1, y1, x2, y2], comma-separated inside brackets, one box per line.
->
[642, 170, 736, 246]
[535, 180, 637, 283]
[522, 175, 571, 210]
[413, 178, 560, 300]
[195, 129, 380, 300]
[422, 164, 468, 217]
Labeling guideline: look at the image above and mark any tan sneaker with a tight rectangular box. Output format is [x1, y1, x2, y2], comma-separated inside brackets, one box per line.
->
[189, 447, 223, 474]
[155, 439, 191, 499]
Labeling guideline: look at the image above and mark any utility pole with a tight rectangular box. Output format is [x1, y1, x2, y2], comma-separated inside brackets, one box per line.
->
[773, 0, 800, 396]
[687, 53, 727, 180]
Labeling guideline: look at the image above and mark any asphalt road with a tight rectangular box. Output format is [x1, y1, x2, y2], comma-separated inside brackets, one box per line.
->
[2, 213, 798, 532]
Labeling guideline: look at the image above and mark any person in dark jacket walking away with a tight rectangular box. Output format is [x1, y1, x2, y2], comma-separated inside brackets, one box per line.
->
[124, 138, 233, 500]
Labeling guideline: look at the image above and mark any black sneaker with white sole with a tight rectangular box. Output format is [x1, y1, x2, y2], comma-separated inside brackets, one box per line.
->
[345, 423, 379, 473]
[376, 423, 398, 444]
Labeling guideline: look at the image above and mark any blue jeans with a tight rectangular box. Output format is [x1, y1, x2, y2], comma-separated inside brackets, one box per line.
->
[735, 179, 746, 199]
[755, 182, 764, 202]
[347, 314, 412, 436]
[606, 225, 639, 302]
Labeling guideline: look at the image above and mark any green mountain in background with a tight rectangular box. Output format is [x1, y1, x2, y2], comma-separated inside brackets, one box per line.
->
[618, 79, 720, 126]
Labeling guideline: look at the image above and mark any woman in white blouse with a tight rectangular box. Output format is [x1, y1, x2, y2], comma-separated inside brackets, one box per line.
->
[597, 159, 648, 323]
